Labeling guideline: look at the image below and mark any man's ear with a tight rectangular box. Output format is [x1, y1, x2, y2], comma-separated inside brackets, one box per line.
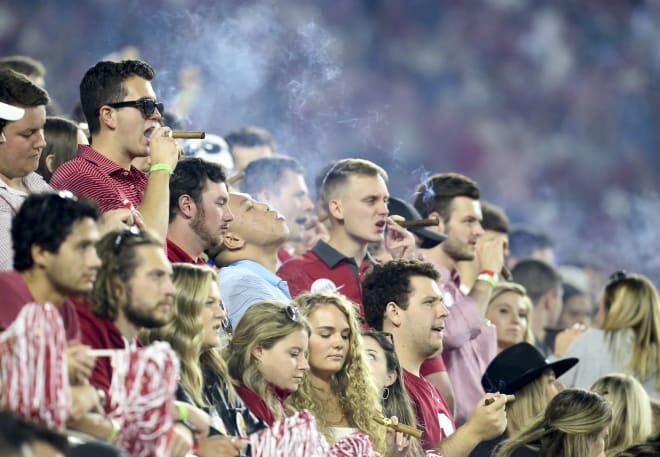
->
[428, 211, 446, 233]
[98, 106, 117, 130]
[30, 244, 50, 269]
[384, 301, 402, 327]
[328, 198, 343, 222]
[222, 233, 245, 251]
[177, 194, 195, 219]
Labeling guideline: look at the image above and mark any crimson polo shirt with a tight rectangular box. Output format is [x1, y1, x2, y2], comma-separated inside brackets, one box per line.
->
[166, 239, 206, 265]
[276, 240, 375, 315]
[50, 144, 147, 212]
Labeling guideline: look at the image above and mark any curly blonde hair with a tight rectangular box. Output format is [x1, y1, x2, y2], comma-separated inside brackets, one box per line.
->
[141, 263, 215, 406]
[288, 292, 386, 454]
[224, 300, 310, 421]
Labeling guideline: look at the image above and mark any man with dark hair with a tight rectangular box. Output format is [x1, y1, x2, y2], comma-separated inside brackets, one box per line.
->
[0, 192, 101, 337]
[277, 158, 413, 311]
[413, 172, 505, 426]
[241, 155, 319, 262]
[457, 201, 510, 290]
[0, 69, 51, 270]
[506, 227, 555, 269]
[208, 192, 291, 327]
[511, 259, 563, 356]
[224, 125, 274, 174]
[361, 259, 507, 454]
[50, 60, 179, 241]
[166, 157, 233, 263]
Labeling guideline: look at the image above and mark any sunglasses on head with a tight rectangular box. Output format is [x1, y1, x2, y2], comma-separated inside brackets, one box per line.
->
[282, 304, 301, 322]
[104, 97, 164, 118]
[112, 226, 145, 254]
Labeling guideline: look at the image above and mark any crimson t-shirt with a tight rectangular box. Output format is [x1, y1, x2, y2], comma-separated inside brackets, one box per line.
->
[403, 368, 455, 450]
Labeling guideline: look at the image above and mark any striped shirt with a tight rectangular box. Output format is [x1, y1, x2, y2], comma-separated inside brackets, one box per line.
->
[50, 144, 147, 212]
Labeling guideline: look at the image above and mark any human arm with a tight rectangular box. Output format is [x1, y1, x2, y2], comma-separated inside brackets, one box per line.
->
[436, 394, 507, 457]
[66, 341, 96, 385]
[136, 126, 179, 241]
[468, 236, 506, 315]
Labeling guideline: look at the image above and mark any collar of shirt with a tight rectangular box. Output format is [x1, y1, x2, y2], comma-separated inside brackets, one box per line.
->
[77, 144, 140, 178]
[166, 239, 205, 265]
[311, 240, 377, 269]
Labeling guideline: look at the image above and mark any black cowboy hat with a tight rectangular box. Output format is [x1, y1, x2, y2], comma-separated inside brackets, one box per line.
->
[481, 342, 578, 395]
[387, 197, 447, 249]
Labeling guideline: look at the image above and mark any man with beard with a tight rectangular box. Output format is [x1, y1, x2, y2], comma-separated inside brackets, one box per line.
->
[413, 173, 505, 426]
[50, 60, 179, 241]
[76, 228, 208, 457]
[362, 259, 507, 454]
[76, 228, 176, 398]
[165, 157, 233, 264]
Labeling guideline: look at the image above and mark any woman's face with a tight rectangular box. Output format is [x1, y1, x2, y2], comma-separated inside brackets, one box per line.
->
[486, 292, 529, 350]
[254, 329, 310, 392]
[307, 304, 350, 377]
[200, 281, 225, 348]
[544, 370, 564, 403]
[363, 335, 396, 394]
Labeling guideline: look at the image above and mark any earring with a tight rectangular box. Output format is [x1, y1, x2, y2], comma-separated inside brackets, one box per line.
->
[382, 387, 390, 400]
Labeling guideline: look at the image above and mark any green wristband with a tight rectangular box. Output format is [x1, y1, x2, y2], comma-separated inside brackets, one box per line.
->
[175, 401, 188, 421]
[149, 163, 174, 175]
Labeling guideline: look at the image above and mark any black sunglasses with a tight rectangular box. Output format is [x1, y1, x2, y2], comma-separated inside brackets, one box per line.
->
[608, 270, 627, 284]
[104, 98, 164, 118]
[282, 304, 301, 322]
[112, 226, 145, 254]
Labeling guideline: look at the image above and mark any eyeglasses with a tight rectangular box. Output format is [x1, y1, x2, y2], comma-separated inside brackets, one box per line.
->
[282, 304, 301, 322]
[104, 98, 164, 118]
[112, 226, 144, 254]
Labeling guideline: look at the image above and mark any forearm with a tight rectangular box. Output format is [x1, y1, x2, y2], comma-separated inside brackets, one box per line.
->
[435, 424, 480, 457]
[468, 280, 494, 316]
[138, 171, 170, 241]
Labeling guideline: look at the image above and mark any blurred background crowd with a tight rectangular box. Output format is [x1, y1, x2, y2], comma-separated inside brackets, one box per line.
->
[2, 0, 660, 282]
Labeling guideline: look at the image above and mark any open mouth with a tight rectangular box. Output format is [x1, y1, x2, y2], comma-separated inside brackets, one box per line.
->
[144, 127, 155, 139]
[431, 325, 444, 334]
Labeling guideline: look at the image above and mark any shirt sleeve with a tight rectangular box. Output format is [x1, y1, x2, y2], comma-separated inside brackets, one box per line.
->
[442, 292, 484, 351]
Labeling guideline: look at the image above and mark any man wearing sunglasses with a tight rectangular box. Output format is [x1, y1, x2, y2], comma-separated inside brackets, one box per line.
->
[51, 59, 179, 242]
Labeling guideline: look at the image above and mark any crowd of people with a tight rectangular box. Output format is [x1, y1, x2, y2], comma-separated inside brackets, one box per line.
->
[1, 49, 660, 457]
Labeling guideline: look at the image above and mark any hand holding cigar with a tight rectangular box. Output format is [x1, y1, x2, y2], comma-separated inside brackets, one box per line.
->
[373, 415, 423, 439]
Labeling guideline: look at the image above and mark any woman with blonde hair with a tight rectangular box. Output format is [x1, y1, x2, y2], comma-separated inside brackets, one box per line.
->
[470, 342, 578, 457]
[591, 374, 653, 457]
[288, 292, 405, 456]
[563, 272, 660, 399]
[224, 300, 310, 426]
[493, 388, 612, 457]
[141, 264, 261, 455]
[486, 282, 535, 353]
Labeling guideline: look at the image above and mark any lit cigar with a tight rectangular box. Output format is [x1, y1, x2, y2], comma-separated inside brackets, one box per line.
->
[373, 415, 423, 439]
[394, 217, 440, 229]
[485, 394, 516, 406]
[500, 266, 512, 281]
[227, 171, 245, 186]
[172, 130, 205, 139]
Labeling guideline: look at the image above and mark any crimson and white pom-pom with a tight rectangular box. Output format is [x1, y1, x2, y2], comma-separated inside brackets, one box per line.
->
[329, 432, 379, 457]
[249, 409, 330, 457]
[0, 303, 70, 429]
[107, 342, 179, 457]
